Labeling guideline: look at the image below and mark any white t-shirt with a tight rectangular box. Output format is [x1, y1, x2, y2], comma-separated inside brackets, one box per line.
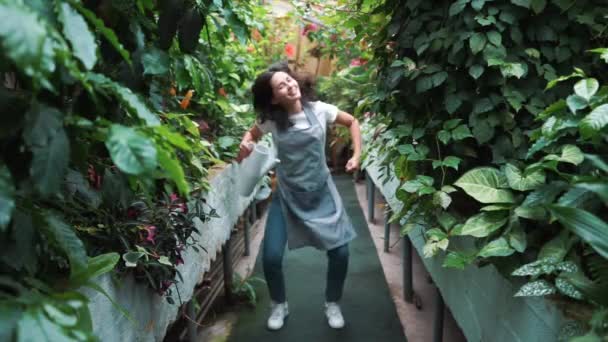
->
[255, 101, 339, 135]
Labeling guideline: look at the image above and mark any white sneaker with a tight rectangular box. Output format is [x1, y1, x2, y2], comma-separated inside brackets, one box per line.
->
[267, 301, 289, 330]
[324, 302, 345, 329]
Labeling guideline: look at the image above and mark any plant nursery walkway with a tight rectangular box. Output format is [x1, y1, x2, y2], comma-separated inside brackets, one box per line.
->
[228, 174, 406, 341]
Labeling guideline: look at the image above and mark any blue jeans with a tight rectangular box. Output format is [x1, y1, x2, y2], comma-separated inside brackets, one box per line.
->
[262, 194, 349, 303]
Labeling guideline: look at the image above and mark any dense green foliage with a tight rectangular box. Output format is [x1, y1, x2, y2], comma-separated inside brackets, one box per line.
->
[316, 0, 607, 338]
[0, 0, 272, 340]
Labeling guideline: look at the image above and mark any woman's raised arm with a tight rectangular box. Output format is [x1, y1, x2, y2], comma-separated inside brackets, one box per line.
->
[334, 111, 362, 172]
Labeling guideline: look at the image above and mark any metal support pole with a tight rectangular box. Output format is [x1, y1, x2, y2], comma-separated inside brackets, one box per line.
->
[403, 236, 413, 303]
[433, 286, 445, 342]
[251, 201, 257, 223]
[244, 209, 251, 257]
[384, 207, 391, 252]
[367, 175, 375, 223]
[187, 301, 197, 342]
[223, 237, 233, 305]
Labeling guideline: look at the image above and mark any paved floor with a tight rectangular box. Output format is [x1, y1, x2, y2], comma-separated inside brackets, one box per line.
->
[227, 174, 406, 341]
[355, 178, 466, 342]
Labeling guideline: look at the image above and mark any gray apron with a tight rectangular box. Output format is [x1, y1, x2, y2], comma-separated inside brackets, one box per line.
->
[271, 103, 357, 250]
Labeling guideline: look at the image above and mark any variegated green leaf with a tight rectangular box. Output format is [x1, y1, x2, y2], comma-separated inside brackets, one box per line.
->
[514, 280, 556, 297]
[456, 212, 508, 238]
[478, 237, 515, 258]
[454, 167, 515, 203]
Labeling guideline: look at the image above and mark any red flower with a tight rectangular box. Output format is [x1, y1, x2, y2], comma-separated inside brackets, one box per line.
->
[218, 87, 227, 97]
[284, 43, 296, 58]
[197, 119, 210, 134]
[251, 29, 262, 42]
[127, 207, 139, 219]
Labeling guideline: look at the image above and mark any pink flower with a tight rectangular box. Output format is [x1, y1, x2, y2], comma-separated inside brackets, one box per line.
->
[158, 280, 172, 295]
[349, 58, 368, 67]
[170, 193, 179, 202]
[177, 203, 188, 213]
[301, 23, 318, 36]
[87, 165, 102, 189]
[144, 225, 156, 244]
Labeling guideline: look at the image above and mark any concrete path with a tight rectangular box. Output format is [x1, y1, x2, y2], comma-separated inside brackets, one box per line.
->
[199, 175, 466, 342]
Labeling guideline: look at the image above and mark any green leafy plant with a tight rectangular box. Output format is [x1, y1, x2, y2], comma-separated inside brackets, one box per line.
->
[0, 253, 122, 341]
[325, 0, 608, 339]
[231, 272, 266, 307]
[0, 0, 273, 339]
[317, 63, 376, 168]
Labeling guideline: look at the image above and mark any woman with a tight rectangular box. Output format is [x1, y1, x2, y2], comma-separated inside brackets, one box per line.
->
[236, 63, 362, 331]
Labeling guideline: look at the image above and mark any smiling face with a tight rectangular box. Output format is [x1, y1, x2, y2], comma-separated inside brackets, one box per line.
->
[270, 71, 301, 108]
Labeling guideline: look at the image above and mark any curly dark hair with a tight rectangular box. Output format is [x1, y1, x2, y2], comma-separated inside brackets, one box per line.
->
[251, 61, 317, 132]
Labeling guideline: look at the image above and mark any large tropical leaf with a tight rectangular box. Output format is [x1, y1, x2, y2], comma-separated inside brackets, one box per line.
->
[549, 206, 608, 259]
[454, 167, 516, 203]
[44, 213, 87, 272]
[17, 306, 74, 342]
[105, 125, 158, 175]
[504, 163, 545, 191]
[87, 73, 160, 126]
[57, 2, 97, 70]
[22, 104, 63, 147]
[0, 165, 14, 231]
[70, 253, 119, 286]
[580, 104, 608, 138]
[157, 148, 189, 195]
[574, 78, 599, 101]
[478, 237, 515, 258]
[0, 165, 15, 232]
[454, 211, 508, 238]
[141, 47, 169, 76]
[0, 3, 55, 86]
[30, 128, 70, 197]
[70, 0, 130, 64]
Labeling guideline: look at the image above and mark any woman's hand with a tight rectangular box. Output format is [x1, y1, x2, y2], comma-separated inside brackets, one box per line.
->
[235, 126, 263, 163]
[345, 156, 360, 173]
[236, 141, 254, 163]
